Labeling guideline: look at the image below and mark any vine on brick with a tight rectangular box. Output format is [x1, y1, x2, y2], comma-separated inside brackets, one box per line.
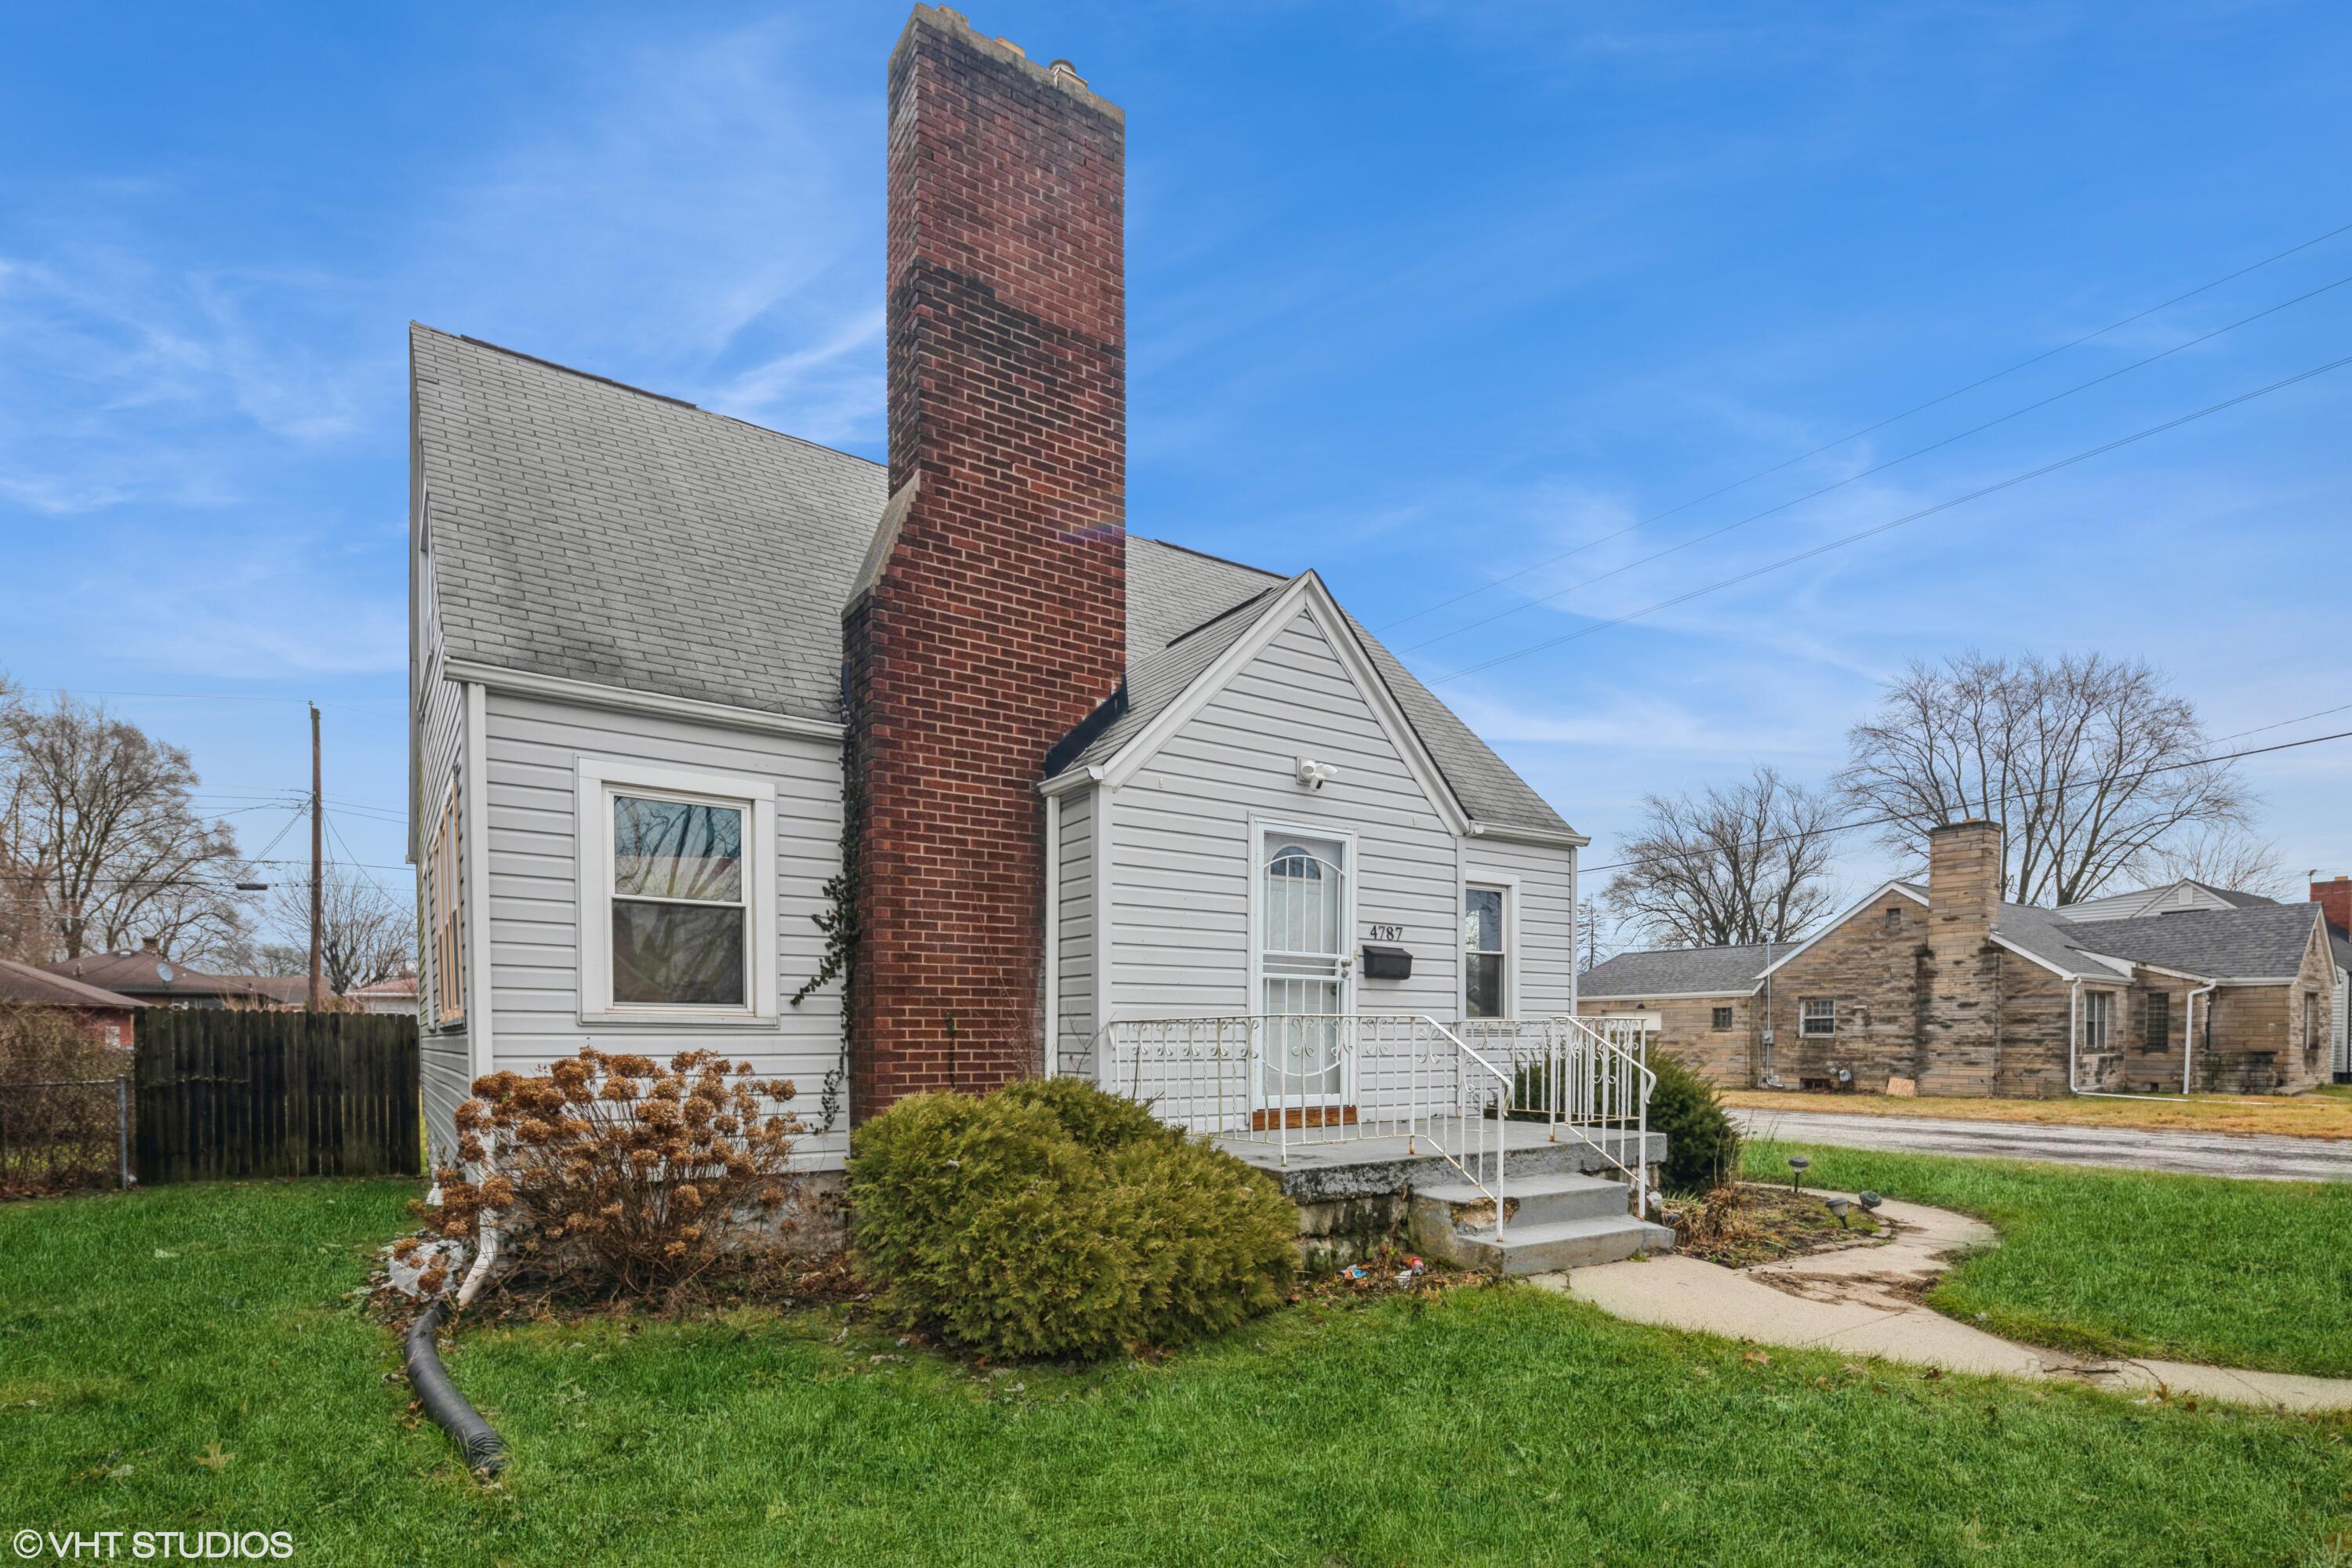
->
[793, 753, 860, 1131]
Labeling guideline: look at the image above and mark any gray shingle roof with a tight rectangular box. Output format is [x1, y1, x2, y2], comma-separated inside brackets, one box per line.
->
[414, 326, 1573, 834]
[2063, 904, 2326, 981]
[1991, 901, 2120, 977]
[1579, 943, 1780, 998]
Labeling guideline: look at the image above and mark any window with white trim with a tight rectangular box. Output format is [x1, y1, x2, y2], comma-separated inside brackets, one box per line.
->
[429, 784, 465, 1026]
[2080, 989, 2114, 1052]
[1800, 997, 1835, 1036]
[578, 760, 777, 1021]
[1463, 886, 1508, 1019]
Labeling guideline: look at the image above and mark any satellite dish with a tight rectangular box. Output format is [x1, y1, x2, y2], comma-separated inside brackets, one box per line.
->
[155, 962, 174, 982]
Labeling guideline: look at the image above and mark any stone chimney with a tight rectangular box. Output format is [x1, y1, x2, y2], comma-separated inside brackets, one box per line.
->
[2314, 874, 2352, 936]
[1918, 818, 2002, 1094]
[843, 6, 1127, 1120]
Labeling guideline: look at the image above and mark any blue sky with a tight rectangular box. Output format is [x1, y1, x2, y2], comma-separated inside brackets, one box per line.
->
[4, 1, 2349, 939]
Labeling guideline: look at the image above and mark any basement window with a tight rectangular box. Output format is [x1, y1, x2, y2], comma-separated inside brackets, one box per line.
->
[577, 759, 778, 1022]
[1711, 1006, 1734, 1030]
[1800, 998, 1835, 1036]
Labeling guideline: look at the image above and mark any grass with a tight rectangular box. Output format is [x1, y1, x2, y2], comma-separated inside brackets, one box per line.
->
[1725, 1083, 2352, 1138]
[5, 1181, 2351, 1566]
[1745, 1139, 2352, 1376]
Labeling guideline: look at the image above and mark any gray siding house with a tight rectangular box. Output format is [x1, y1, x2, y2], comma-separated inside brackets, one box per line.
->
[406, 323, 1592, 1171]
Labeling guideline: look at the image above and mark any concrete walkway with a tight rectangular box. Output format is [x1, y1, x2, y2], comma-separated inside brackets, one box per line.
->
[1731, 1106, 2352, 1182]
[1540, 1193, 2352, 1412]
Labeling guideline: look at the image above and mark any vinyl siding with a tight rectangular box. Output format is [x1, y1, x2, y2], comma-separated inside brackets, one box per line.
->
[1105, 608, 1462, 1032]
[1054, 787, 1098, 1078]
[477, 690, 851, 1167]
[414, 568, 472, 1166]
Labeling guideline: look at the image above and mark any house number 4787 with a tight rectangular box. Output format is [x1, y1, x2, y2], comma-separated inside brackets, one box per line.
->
[1366, 924, 1403, 942]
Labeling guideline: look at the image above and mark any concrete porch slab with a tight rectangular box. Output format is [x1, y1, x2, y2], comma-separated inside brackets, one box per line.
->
[1214, 1117, 1664, 1202]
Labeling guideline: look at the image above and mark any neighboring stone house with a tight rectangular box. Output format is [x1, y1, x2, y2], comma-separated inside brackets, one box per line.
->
[406, 7, 1593, 1175]
[1581, 820, 2343, 1098]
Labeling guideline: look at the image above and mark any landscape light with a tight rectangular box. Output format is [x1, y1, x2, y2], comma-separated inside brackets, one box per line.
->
[1788, 1154, 1810, 1194]
[1824, 1196, 1853, 1229]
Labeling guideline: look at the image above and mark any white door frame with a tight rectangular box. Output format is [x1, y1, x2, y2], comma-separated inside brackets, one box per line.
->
[1247, 817, 1358, 1118]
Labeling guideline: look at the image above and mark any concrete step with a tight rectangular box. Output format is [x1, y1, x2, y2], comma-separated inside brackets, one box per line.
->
[1414, 1171, 1632, 1233]
[1454, 1215, 1677, 1276]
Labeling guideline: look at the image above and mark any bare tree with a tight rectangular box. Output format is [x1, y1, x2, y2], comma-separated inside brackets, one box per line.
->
[0, 691, 256, 964]
[270, 863, 415, 995]
[1838, 651, 2250, 908]
[2145, 824, 2291, 900]
[1575, 898, 1628, 972]
[1603, 767, 1839, 947]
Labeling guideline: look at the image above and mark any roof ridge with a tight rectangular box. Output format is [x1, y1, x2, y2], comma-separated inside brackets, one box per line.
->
[415, 322, 887, 471]
[1132, 534, 1285, 581]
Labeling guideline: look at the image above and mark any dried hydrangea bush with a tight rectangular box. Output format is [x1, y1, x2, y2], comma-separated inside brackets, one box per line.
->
[416, 1047, 804, 1301]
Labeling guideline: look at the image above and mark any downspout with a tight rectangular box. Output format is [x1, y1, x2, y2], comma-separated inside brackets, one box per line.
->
[2184, 982, 2217, 1094]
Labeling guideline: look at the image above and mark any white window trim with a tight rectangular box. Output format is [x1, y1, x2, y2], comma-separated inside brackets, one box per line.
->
[575, 757, 779, 1026]
[1463, 875, 1519, 1021]
[1800, 997, 1836, 1037]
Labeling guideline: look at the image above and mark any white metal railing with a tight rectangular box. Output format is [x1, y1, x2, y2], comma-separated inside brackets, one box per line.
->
[1101, 1013, 1514, 1229]
[1457, 1014, 1655, 1218]
[1098, 1013, 1656, 1234]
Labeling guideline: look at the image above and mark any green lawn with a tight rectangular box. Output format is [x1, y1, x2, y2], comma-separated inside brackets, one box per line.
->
[1745, 1140, 2352, 1377]
[5, 1181, 2349, 1566]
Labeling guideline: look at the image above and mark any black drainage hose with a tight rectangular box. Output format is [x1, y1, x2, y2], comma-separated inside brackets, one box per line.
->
[404, 1301, 509, 1477]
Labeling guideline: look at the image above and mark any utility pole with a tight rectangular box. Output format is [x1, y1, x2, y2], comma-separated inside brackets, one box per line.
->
[308, 702, 324, 1011]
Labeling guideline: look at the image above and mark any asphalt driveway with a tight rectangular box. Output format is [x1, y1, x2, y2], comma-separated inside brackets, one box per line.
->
[1730, 1106, 2352, 1182]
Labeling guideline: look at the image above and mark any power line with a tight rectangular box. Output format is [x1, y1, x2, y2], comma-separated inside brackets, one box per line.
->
[1580, 724, 2352, 876]
[1402, 267, 2352, 654]
[1427, 349, 2352, 684]
[20, 688, 394, 716]
[1378, 216, 2352, 633]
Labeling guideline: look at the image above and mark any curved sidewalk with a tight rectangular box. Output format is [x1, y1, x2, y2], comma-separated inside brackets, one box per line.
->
[1539, 1195, 2352, 1412]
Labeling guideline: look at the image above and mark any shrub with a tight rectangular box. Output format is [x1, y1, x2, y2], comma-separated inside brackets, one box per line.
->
[0, 1003, 129, 1200]
[1649, 1050, 1740, 1194]
[849, 1078, 1295, 1360]
[420, 1047, 806, 1300]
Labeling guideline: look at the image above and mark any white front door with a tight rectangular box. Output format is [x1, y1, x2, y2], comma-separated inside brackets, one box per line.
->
[1256, 831, 1353, 1127]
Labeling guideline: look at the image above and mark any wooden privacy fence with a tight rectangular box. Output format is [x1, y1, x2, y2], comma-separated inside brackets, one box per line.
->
[135, 1011, 421, 1183]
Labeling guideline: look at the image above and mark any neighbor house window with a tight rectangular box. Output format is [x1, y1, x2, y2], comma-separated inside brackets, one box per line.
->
[430, 784, 465, 1025]
[1464, 886, 1508, 1018]
[2081, 990, 2114, 1051]
[2145, 992, 2169, 1047]
[1800, 998, 1835, 1036]
[1711, 1006, 1734, 1030]
[578, 760, 777, 1020]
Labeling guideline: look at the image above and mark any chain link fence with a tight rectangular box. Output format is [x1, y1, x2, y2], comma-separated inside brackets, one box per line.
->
[0, 1075, 131, 1198]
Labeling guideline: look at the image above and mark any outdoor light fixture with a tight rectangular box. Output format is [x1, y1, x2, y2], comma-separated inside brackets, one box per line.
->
[1294, 757, 1338, 790]
[1859, 1190, 1884, 1221]
[1824, 1196, 1853, 1229]
[1788, 1154, 1810, 1193]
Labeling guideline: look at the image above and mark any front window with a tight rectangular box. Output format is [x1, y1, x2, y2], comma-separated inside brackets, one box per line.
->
[1800, 998, 1835, 1036]
[1464, 887, 1507, 1018]
[611, 794, 747, 1007]
[2081, 990, 2114, 1051]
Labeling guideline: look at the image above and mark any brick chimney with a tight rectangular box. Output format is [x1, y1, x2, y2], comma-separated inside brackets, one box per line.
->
[1918, 818, 2002, 1095]
[843, 6, 1127, 1120]
[2314, 874, 2352, 937]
